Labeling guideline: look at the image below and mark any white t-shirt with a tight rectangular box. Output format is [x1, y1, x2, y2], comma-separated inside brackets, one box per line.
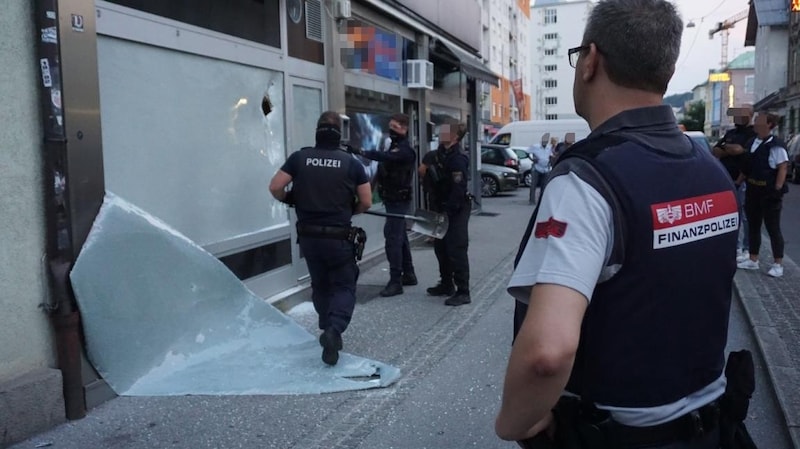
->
[507, 171, 725, 426]
[750, 136, 790, 168]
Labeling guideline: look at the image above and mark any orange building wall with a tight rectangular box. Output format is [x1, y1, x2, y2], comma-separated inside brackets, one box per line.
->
[491, 80, 530, 123]
[517, 0, 530, 18]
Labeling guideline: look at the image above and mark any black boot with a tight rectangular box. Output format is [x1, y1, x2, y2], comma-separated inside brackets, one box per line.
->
[445, 291, 471, 306]
[426, 282, 455, 296]
[401, 272, 418, 286]
[319, 328, 343, 366]
[380, 282, 404, 297]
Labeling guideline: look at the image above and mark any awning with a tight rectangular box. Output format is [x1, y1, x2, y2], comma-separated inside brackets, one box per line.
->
[753, 89, 786, 111]
[432, 38, 500, 86]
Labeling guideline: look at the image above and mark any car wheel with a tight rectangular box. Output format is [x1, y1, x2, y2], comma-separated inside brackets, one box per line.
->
[523, 171, 532, 187]
[481, 175, 499, 197]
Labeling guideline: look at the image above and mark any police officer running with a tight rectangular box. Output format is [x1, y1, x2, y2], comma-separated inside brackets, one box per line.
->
[426, 122, 471, 307]
[353, 113, 418, 297]
[496, 1, 739, 447]
[269, 111, 372, 366]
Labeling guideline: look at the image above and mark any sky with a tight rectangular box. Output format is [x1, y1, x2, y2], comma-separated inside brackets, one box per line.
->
[666, 0, 751, 96]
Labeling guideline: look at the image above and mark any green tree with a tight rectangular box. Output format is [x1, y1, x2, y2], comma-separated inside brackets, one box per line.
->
[680, 101, 705, 131]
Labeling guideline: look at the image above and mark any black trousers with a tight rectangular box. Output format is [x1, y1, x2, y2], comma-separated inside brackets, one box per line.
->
[434, 202, 470, 292]
[744, 185, 784, 259]
[384, 200, 414, 284]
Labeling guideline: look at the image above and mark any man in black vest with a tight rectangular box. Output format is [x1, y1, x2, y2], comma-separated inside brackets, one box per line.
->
[269, 111, 372, 366]
[736, 112, 790, 278]
[713, 106, 756, 262]
[427, 123, 471, 307]
[355, 113, 418, 297]
[496, 1, 738, 447]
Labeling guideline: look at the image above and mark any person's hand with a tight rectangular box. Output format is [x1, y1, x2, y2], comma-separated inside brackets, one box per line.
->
[515, 413, 556, 448]
[344, 144, 363, 156]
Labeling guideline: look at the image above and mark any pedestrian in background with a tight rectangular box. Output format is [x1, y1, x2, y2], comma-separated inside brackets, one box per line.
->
[426, 122, 472, 306]
[527, 133, 552, 205]
[355, 114, 418, 296]
[269, 111, 372, 366]
[496, 1, 738, 447]
[714, 106, 756, 262]
[736, 112, 790, 278]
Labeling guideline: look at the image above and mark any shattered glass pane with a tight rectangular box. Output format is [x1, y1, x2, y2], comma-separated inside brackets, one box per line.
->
[70, 193, 401, 396]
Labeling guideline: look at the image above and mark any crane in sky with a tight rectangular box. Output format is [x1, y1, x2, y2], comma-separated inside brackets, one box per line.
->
[709, 9, 749, 70]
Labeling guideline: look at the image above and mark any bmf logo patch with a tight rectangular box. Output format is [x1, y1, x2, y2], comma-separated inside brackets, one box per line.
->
[651, 191, 738, 249]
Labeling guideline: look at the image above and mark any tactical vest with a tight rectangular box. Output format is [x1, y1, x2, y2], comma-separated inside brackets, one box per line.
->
[517, 134, 738, 407]
[377, 139, 414, 202]
[744, 136, 784, 188]
[293, 146, 357, 226]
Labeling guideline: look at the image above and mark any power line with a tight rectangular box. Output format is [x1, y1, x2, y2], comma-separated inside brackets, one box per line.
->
[675, 22, 702, 72]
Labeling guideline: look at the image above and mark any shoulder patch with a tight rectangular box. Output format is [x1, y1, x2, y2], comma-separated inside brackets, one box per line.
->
[534, 217, 568, 239]
[452, 171, 463, 183]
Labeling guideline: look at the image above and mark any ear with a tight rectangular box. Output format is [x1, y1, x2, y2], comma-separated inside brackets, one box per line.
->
[581, 43, 601, 83]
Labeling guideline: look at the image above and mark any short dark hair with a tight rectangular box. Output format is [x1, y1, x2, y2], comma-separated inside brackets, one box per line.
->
[582, 0, 683, 94]
[765, 113, 780, 128]
[390, 113, 410, 128]
[317, 111, 341, 129]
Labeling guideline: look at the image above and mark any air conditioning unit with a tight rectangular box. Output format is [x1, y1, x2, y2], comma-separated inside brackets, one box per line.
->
[405, 59, 434, 90]
[333, 0, 351, 19]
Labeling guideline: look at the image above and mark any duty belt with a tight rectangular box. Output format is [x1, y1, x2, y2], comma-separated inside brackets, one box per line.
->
[746, 178, 767, 187]
[606, 400, 720, 447]
[296, 223, 352, 240]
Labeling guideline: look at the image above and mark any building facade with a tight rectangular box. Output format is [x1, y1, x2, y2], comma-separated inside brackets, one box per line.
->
[706, 52, 756, 138]
[528, 0, 593, 120]
[479, 0, 532, 138]
[0, 0, 499, 445]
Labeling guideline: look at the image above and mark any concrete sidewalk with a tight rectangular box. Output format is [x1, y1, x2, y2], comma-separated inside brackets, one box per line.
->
[733, 245, 800, 447]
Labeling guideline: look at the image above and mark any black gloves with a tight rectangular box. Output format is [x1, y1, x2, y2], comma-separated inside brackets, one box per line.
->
[344, 144, 363, 156]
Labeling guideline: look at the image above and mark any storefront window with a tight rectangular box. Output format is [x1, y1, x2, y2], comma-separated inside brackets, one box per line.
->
[106, 0, 281, 49]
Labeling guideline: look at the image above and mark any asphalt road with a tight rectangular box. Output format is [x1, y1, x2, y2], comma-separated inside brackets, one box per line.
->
[779, 183, 800, 263]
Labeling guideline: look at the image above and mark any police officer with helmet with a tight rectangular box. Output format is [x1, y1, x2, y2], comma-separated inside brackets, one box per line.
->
[496, 1, 745, 447]
[269, 111, 372, 366]
[426, 122, 471, 307]
[353, 113, 418, 297]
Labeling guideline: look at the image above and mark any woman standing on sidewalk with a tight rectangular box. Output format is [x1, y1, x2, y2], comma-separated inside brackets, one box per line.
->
[737, 113, 790, 278]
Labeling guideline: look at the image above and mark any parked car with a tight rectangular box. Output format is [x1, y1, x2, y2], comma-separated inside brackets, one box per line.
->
[480, 164, 519, 197]
[684, 131, 712, 152]
[509, 147, 534, 186]
[481, 144, 520, 173]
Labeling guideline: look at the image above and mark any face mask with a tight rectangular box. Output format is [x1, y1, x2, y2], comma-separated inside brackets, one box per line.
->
[389, 130, 403, 141]
[315, 125, 341, 147]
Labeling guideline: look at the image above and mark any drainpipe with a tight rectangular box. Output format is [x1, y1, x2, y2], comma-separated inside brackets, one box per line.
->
[33, 0, 86, 420]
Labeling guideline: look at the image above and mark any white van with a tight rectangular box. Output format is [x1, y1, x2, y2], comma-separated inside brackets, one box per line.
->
[489, 119, 592, 148]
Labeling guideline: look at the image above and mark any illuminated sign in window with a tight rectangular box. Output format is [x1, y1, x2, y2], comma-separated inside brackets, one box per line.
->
[792, 0, 800, 12]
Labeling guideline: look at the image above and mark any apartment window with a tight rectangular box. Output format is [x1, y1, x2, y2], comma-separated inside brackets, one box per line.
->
[544, 9, 557, 24]
[744, 75, 755, 94]
[545, 114, 559, 120]
[544, 79, 557, 88]
[544, 48, 556, 56]
[544, 64, 557, 72]
[545, 97, 558, 105]
[544, 33, 558, 40]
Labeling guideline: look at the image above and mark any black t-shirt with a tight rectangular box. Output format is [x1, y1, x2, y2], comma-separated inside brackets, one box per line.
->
[281, 146, 368, 226]
[717, 126, 756, 181]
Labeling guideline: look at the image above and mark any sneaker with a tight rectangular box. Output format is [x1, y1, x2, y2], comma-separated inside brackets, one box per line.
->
[401, 272, 418, 286]
[319, 328, 342, 366]
[737, 259, 760, 270]
[380, 282, 403, 297]
[426, 283, 455, 296]
[768, 264, 784, 278]
[736, 250, 750, 263]
[444, 291, 471, 306]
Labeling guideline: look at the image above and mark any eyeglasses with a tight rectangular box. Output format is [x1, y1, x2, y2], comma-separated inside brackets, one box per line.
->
[568, 45, 590, 68]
